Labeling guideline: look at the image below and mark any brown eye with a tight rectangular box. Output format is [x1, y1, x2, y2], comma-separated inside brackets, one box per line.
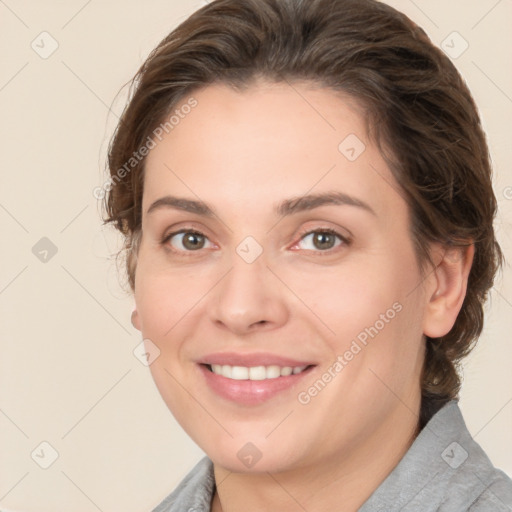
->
[297, 230, 345, 252]
[313, 232, 337, 250]
[167, 231, 211, 251]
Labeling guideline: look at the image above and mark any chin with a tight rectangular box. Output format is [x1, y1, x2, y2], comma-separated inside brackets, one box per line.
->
[202, 435, 304, 474]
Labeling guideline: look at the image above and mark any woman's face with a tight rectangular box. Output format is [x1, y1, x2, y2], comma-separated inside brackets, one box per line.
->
[132, 81, 434, 473]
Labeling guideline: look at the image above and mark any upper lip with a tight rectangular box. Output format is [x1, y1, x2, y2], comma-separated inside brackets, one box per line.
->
[198, 352, 316, 367]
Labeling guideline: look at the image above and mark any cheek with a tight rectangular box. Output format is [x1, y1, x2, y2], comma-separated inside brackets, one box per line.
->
[282, 260, 402, 339]
[135, 267, 206, 426]
[287, 252, 424, 367]
[147, 357, 205, 441]
[134, 260, 212, 338]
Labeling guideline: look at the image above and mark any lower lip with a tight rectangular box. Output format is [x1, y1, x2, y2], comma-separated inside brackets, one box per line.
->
[198, 364, 315, 405]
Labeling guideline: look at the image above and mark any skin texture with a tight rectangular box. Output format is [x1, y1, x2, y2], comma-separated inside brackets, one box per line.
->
[131, 81, 474, 512]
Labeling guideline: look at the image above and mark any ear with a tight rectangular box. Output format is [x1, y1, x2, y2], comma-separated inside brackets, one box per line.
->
[422, 243, 475, 338]
[131, 308, 141, 331]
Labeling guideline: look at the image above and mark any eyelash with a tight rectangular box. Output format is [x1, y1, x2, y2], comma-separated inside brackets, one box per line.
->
[160, 227, 351, 256]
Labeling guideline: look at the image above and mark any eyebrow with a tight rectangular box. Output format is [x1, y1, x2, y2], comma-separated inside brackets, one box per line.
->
[146, 191, 376, 218]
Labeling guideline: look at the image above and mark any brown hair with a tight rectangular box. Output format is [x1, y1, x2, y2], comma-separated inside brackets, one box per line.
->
[103, 0, 503, 424]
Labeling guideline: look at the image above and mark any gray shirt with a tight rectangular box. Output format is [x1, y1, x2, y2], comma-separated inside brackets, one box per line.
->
[152, 400, 512, 511]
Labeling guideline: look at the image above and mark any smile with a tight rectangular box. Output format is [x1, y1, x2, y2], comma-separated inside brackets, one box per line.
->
[198, 358, 316, 405]
[208, 364, 310, 380]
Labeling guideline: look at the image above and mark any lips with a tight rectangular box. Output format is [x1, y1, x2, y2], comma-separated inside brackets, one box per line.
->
[199, 351, 315, 368]
[197, 352, 317, 405]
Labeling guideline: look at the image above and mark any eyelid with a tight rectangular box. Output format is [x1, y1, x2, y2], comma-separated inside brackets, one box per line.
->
[161, 228, 215, 253]
[295, 225, 351, 242]
[161, 224, 352, 254]
[289, 227, 352, 253]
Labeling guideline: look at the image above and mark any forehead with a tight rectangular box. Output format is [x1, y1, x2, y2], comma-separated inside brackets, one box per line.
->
[142, 81, 405, 220]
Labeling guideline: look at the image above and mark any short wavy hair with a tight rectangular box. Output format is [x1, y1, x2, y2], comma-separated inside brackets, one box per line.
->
[103, 0, 503, 425]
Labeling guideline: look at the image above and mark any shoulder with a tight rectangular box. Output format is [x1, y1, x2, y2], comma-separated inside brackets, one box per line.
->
[466, 469, 512, 511]
[435, 402, 512, 511]
[437, 445, 512, 511]
[151, 456, 215, 512]
[360, 400, 512, 511]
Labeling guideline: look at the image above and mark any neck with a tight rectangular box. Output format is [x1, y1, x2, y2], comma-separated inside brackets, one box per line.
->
[210, 397, 421, 512]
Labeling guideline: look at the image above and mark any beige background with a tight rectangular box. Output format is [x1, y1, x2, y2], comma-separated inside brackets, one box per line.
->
[1, 1, 511, 511]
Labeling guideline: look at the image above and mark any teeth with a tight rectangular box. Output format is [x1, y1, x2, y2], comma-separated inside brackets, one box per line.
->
[231, 366, 248, 380]
[221, 365, 232, 378]
[209, 364, 307, 380]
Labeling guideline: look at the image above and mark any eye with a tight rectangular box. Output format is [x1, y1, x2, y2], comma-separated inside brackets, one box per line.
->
[294, 229, 348, 252]
[163, 230, 214, 252]
[161, 228, 349, 254]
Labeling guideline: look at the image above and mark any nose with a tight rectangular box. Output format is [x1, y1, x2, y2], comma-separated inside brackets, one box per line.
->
[207, 252, 289, 336]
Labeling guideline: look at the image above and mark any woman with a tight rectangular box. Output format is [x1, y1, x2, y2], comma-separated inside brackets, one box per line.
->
[103, 0, 512, 510]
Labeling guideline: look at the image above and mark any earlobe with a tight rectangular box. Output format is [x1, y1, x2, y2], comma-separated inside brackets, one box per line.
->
[131, 308, 141, 331]
[423, 243, 475, 338]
